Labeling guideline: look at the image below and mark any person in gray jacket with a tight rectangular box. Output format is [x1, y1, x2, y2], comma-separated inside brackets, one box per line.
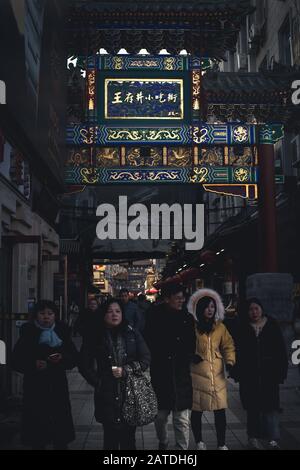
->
[119, 289, 141, 331]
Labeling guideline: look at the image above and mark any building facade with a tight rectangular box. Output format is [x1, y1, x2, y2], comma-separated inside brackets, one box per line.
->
[0, 0, 67, 399]
[201, 0, 300, 302]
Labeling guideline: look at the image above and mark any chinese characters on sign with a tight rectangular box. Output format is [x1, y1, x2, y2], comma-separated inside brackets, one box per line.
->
[105, 79, 184, 120]
[88, 70, 96, 111]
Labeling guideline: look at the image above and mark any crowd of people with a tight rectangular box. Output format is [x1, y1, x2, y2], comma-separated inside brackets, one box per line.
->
[11, 285, 289, 451]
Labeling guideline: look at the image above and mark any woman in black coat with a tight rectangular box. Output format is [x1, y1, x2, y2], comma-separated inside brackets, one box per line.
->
[234, 298, 288, 450]
[11, 300, 78, 449]
[79, 298, 151, 450]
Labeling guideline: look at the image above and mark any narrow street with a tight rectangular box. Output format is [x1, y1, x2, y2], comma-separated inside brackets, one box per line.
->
[3, 351, 300, 451]
[1, 0, 300, 453]
[66, 366, 300, 451]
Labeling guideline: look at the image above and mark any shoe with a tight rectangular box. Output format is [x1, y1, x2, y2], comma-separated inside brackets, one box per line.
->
[217, 445, 229, 450]
[248, 438, 263, 450]
[158, 442, 168, 450]
[196, 441, 207, 450]
[268, 440, 280, 450]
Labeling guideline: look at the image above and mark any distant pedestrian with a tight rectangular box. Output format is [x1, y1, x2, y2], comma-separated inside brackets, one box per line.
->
[223, 299, 240, 346]
[68, 301, 79, 334]
[137, 294, 151, 332]
[74, 298, 101, 342]
[79, 299, 151, 450]
[119, 289, 141, 330]
[234, 298, 288, 450]
[12, 300, 78, 450]
[187, 289, 236, 451]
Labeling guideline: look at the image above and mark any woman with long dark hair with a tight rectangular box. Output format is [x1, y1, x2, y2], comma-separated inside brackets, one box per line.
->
[234, 298, 288, 450]
[187, 289, 236, 451]
[79, 298, 151, 450]
[12, 300, 78, 450]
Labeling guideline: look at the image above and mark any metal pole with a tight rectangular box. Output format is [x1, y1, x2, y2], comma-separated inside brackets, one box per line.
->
[258, 143, 278, 272]
[37, 237, 42, 302]
[64, 255, 68, 323]
[59, 296, 63, 322]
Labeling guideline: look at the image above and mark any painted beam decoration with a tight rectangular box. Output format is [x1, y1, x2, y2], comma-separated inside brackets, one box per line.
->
[67, 123, 284, 146]
[65, 165, 258, 185]
[259, 124, 285, 145]
[66, 125, 191, 145]
[98, 56, 215, 72]
[99, 55, 189, 72]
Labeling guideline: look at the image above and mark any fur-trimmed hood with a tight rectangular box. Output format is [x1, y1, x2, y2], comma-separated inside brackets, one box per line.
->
[187, 288, 225, 322]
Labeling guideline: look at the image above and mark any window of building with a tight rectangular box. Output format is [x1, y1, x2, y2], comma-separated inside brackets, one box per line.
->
[259, 53, 269, 71]
[279, 16, 292, 66]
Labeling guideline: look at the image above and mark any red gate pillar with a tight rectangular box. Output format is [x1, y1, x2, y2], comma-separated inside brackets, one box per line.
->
[258, 143, 278, 272]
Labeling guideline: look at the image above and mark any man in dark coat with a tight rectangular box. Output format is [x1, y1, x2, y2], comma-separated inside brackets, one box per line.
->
[11, 300, 78, 449]
[144, 285, 196, 450]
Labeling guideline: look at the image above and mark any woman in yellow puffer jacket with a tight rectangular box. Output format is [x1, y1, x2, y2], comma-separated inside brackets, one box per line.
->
[187, 289, 236, 451]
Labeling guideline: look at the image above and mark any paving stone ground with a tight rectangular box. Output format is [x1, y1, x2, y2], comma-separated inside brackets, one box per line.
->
[1, 337, 300, 451]
[65, 366, 300, 451]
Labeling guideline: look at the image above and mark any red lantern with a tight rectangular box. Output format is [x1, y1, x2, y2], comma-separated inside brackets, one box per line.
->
[146, 288, 159, 295]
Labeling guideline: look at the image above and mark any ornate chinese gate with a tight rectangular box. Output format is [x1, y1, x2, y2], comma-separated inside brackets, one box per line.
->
[66, 54, 284, 200]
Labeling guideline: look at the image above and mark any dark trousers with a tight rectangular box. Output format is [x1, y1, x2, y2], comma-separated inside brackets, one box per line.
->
[32, 442, 68, 450]
[247, 410, 262, 439]
[191, 409, 227, 447]
[103, 424, 136, 450]
[247, 410, 280, 441]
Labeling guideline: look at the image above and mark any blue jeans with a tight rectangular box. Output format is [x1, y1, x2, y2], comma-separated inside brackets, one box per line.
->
[247, 410, 280, 441]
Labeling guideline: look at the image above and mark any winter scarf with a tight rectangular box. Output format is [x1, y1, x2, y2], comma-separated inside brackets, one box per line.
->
[34, 321, 63, 348]
[105, 328, 126, 367]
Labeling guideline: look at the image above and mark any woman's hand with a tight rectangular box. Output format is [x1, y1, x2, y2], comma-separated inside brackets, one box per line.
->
[36, 360, 47, 371]
[226, 364, 235, 378]
[112, 367, 123, 378]
[48, 353, 63, 364]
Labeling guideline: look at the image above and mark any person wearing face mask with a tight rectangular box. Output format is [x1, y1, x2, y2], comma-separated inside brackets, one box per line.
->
[187, 289, 236, 451]
[79, 299, 151, 450]
[234, 298, 288, 450]
[11, 300, 78, 450]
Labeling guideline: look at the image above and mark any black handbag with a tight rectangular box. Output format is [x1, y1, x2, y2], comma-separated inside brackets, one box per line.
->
[122, 363, 158, 427]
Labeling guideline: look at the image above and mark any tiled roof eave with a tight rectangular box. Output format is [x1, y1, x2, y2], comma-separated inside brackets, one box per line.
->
[70, 0, 254, 15]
